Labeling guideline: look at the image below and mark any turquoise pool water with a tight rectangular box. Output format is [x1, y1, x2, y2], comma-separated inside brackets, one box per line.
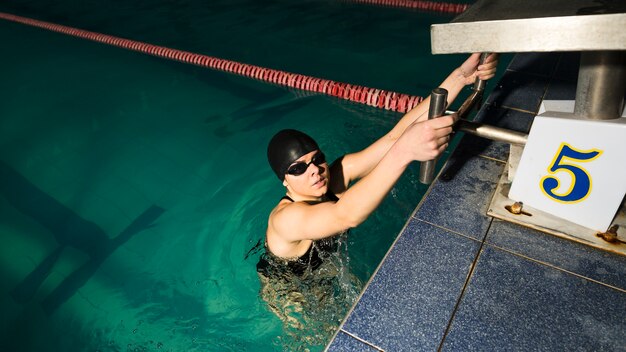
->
[0, 1, 474, 350]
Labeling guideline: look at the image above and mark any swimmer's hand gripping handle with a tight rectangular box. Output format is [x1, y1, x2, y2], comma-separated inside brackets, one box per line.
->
[419, 88, 448, 184]
[473, 52, 489, 92]
[418, 54, 489, 184]
[456, 52, 490, 119]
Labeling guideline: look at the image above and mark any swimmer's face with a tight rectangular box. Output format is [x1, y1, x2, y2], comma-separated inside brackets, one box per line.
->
[283, 150, 329, 199]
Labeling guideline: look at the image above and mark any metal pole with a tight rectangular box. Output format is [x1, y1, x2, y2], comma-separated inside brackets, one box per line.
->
[473, 52, 489, 93]
[455, 120, 528, 146]
[419, 88, 448, 184]
[457, 53, 489, 119]
[574, 51, 625, 120]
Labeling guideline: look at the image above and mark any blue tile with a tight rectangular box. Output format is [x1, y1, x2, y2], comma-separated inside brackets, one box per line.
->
[457, 104, 534, 161]
[486, 70, 550, 114]
[326, 330, 381, 352]
[415, 155, 503, 241]
[472, 103, 535, 132]
[486, 219, 626, 291]
[508, 52, 560, 78]
[341, 220, 480, 351]
[553, 52, 580, 82]
[442, 246, 626, 351]
[544, 78, 577, 101]
[456, 134, 510, 162]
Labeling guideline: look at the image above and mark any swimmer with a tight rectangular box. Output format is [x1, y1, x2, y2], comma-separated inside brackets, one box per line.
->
[258, 53, 498, 278]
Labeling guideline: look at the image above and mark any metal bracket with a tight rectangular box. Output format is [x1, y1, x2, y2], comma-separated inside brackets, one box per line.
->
[488, 168, 626, 256]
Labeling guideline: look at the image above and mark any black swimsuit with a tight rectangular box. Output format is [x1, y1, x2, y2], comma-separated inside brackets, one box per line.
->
[257, 193, 341, 277]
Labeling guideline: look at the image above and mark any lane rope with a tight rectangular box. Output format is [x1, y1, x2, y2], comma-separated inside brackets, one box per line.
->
[0, 11, 424, 113]
[343, 0, 470, 14]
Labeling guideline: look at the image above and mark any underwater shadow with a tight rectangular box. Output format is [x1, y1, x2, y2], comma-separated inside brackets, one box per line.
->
[0, 160, 165, 315]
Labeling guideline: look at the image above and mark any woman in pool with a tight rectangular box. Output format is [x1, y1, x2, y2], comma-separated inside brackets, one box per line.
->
[257, 53, 498, 335]
[261, 52, 497, 268]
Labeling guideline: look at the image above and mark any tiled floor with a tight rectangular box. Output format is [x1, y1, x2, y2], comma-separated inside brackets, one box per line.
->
[326, 52, 626, 351]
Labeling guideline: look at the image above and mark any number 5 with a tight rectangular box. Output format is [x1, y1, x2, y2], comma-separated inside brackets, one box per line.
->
[540, 143, 602, 203]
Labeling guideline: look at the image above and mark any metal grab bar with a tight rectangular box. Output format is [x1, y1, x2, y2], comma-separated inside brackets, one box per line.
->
[455, 119, 528, 145]
[451, 84, 528, 146]
[456, 52, 488, 119]
[419, 88, 448, 184]
[452, 53, 528, 146]
[419, 53, 529, 184]
[419, 54, 488, 184]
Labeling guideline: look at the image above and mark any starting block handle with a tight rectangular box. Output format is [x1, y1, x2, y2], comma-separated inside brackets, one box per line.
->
[419, 87, 448, 184]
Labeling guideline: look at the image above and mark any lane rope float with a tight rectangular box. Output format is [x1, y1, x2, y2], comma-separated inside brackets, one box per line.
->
[342, 0, 469, 14]
[0, 12, 424, 113]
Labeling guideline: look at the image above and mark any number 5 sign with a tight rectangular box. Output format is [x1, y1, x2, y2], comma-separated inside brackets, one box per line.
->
[509, 102, 626, 232]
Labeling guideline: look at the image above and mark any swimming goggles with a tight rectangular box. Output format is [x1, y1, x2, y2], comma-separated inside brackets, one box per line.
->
[286, 152, 326, 176]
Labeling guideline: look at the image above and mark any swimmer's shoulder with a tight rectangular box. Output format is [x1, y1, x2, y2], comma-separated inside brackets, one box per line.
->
[269, 197, 308, 233]
[266, 202, 311, 258]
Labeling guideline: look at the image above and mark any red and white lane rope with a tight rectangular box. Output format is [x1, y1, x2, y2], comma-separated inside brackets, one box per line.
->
[0, 12, 424, 113]
[344, 0, 469, 14]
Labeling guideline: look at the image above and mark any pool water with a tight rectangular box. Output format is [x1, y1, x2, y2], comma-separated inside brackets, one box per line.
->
[0, 0, 476, 350]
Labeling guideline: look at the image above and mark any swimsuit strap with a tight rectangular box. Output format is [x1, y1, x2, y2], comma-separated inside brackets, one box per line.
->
[326, 191, 339, 202]
[281, 192, 337, 203]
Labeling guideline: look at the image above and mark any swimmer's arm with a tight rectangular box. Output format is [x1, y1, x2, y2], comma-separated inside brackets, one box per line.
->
[274, 148, 409, 241]
[278, 119, 452, 242]
[332, 53, 498, 188]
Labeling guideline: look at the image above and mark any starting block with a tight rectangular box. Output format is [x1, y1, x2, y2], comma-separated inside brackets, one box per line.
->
[489, 100, 626, 255]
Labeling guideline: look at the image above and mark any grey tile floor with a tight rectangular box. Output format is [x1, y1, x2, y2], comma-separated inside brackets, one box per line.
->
[326, 52, 626, 351]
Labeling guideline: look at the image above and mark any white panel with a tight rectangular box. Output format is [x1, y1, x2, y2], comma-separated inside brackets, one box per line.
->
[509, 110, 626, 231]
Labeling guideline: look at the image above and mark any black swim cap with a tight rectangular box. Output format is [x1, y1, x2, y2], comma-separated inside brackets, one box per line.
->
[267, 129, 319, 181]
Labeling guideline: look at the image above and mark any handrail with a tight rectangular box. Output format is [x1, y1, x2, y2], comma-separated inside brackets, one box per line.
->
[454, 119, 528, 146]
